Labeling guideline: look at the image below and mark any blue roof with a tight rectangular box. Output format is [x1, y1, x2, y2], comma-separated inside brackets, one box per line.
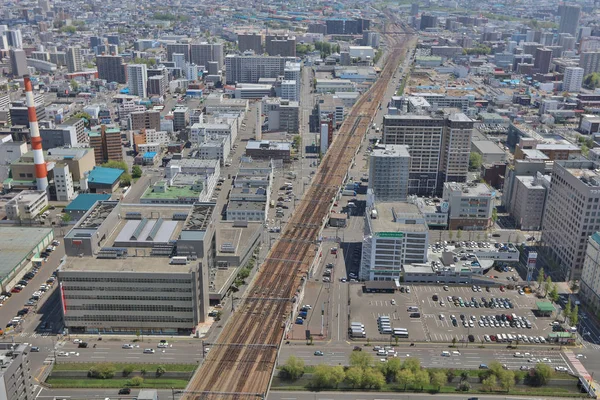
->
[592, 232, 600, 246]
[65, 194, 111, 211]
[143, 152, 157, 158]
[87, 167, 124, 185]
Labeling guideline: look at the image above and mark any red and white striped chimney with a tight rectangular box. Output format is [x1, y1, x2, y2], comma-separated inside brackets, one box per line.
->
[23, 75, 48, 192]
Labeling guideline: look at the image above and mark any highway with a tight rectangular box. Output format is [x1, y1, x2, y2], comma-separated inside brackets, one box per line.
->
[267, 392, 582, 400]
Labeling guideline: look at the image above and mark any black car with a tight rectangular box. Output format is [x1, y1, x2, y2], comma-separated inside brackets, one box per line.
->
[2, 292, 11, 297]
[17, 309, 28, 316]
[118, 388, 131, 395]
[468, 334, 475, 342]
[78, 342, 88, 348]
[18, 280, 28, 286]
[24, 273, 35, 279]
[452, 319, 458, 327]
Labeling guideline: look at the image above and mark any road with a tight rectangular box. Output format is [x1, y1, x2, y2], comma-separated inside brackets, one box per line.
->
[267, 392, 581, 400]
[35, 387, 173, 400]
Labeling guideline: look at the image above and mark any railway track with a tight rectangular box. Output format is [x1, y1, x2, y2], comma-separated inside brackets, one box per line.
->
[183, 23, 414, 400]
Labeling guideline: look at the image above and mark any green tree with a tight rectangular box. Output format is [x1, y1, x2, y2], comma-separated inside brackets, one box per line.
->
[280, 355, 304, 381]
[61, 213, 72, 223]
[396, 368, 414, 390]
[132, 165, 142, 179]
[499, 370, 515, 392]
[362, 368, 385, 389]
[380, 357, 402, 382]
[403, 357, 421, 373]
[584, 73, 600, 89]
[156, 365, 166, 377]
[88, 364, 115, 379]
[350, 351, 372, 370]
[102, 160, 129, 173]
[122, 365, 134, 377]
[120, 173, 132, 186]
[430, 370, 447, 391]
[330, 365, 345, 388]
[489, 361, 504, 376]
[492, 207, 498, 223]
[571, 305, 579, 326]
[344, 366, 363, 388]
[537, 268, 545, 290]
[549, 284, 559, 302]
[482, 375, 497, 391]
[70, 79, 79, 91]
[312, 365, 344, 389]
[413, 369, 430, 390]
[469, 152, 482, 171]
[531, 363, 552, 386]
[565, 298, 572, 323]
[452, 337, 457, 347]
[544, 276, 552, 297]
[456, 229, 462, 241]
[127, 376, 144, 386]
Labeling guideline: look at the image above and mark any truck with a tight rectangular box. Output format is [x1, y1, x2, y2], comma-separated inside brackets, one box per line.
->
[350, 329, 366, 338]
[170, 256, 188, 265]
[342, 190, 357, 196]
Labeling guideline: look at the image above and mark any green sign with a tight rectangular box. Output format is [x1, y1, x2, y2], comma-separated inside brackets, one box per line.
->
[376, 232, 404, 238]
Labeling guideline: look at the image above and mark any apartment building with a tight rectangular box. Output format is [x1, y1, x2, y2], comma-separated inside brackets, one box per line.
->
[66, 46, 82, 73]
[96, 55, 126, 83]
[580, 232, 600, 312]
[0, 343, 34, 400]
[225, 54, 295, 84]
[166, 43, 190, 62]
[130, 110, 161, 131]
[190, 42, 223, 69]
[126, 64, 148, 98]
[89, 125, 123, 164]
[237, 33, 262, 54]
[368, 145, 410, 201]
[541, 160, 600, 281]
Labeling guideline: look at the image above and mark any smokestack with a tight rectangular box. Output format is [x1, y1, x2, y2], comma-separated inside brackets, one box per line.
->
[23, 75, 48, 191]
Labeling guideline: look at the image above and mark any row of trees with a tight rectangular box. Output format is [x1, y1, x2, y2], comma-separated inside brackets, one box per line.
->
[584, 73, 600, 90]
[314, 41, 341, 58]
[88, 364, 167, 379]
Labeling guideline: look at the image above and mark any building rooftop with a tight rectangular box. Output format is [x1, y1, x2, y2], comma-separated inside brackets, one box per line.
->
[87, 167, 124, 185]
[371, 144, 410, 158]
[143, 152, 158, 158]
[65, 194, 112, 212]
[246, 140, 291, 151]
[228, 202, 266, 211]
[472, 140, 506, 155]
[444, 182, 494, 197]
[370, 202, 428, 233]
[0, 227, 53, 283]
[142, 185, 202, 200]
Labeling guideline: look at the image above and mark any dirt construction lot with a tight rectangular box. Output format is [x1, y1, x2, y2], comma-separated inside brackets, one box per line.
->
[349, 284, 558, 344]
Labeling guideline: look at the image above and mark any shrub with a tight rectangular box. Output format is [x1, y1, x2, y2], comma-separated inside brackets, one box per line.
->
[88, 364, 115, 379]
[156, 365, 166, 377]
[127, 376, 144, 387]
[122, 365, 134, 377]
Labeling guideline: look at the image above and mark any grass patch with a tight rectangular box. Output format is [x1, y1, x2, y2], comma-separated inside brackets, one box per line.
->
[46, 378, 188, 389]
[53, 363, 197, 372]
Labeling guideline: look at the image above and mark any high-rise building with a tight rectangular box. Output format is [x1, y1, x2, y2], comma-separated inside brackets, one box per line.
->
[90, 35, 103, 50]
[172, 53, 186, 71]
[369, 145, 410, 201]
[5, 29, 22, 48]
[126, 64, 148, 98]
[580, 51, 600, 75]
[420, 15, 439, 30]
[563, 66, 584, 92]
[173, 107, 189, 131]
[534, 47, 553, 74]
[225, 54, 295, 84]
[166, 43, 190, 62]
[54, 163, 75, 201]
[9, 48, 27, 77]
[237, 33, 262, 54]
[89, 125, 123, 164]
[383, 113, 472, 196]
[190, 42, 223, 68]
[147, 75, 167, 96]
[66, 46, 82, 73]
[541, 160, 600, 281]
[265, 34, 296, 57]
[283, 61, 301, 101]
[130, 110, 161, 131]
[326, 19, 345, 35]
[411, 3, 419, 15]
[96, 55, 126, 83]
[558, 4, 581, 36]
[106, 34, 120, 46]
[580, 232, 600, 311]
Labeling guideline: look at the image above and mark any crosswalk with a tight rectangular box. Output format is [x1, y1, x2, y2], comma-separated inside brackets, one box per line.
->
[17, 332, 53, 339]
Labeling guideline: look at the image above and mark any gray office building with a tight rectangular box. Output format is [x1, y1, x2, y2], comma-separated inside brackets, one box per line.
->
[237, 33, 262, 54]
[96, 55, 126, 83]
[558, 4, 581, 36]
[369, 145, 411, 201]
[9, 48, 27, 77]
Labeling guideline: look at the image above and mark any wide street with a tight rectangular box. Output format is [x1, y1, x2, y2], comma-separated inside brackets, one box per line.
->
[267, 392, 583, 400]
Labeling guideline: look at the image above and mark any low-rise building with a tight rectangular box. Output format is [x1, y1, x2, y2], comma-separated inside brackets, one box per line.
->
[443, 182, 494, 230]
[245, 140, 291, 163]
[471, 140, 507, 165]
[141, 175, 211, 204]
[315, 79, 355, 93]
[5, 190, 48, 221]
[197, 136, 231, 166]
[64, 193, 111, 221]
[86, 166, 124, 194]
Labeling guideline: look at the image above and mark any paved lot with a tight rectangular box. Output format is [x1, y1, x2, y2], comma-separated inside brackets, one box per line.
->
[349, 284, 557, 344]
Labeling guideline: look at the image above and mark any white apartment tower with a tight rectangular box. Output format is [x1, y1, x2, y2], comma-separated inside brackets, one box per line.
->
[127, 64, 148, 98]
[368, 145, 411, 201]
[563, 66, 584, 92]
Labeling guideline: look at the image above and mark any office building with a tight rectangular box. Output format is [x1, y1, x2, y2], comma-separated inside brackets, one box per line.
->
[90, 35, 103, 50]
[66, 46, 82, 73]
[173, 107, 189, 131]
[442, 182, 494, 230]
[127, 64, 148, 98]
[190, 42, 223, 69]
[89, 125, 123, 164]
[509, 174, 549, 231]
[564, 66, 584, 92]
[283, 62, 301, 101]
[440, 113, 473, 186]
[420, 15, 439, 30]
[225, 54, 295, 84]
[360, 202, 429, 281]
[541, 160, 600, 281]
[369, 145, 410, 201]
[261, 98, 299, 134]
[5, 29, 22, 49]
[54, 163, 75, 201]
[237, 33, 262, 54]
[0, 343, 34, 400]
[5, 190, 48, 221]
[580, 233, 600, 312]
[60, 202, 216, 333]
[49, 51, 66, 67]
[9, 48, 27, 77]
[106, 34, 120, 46]
[147, 75, 168, 96]
[130, 110, 161, 131]
[96, 55, 126, 83]
[579, 52, 600, 76]
[265, 34, 296, 57]
[166, 43, 190, 62]
[558, 4, 581, 36]
[534, 47, 553, 74]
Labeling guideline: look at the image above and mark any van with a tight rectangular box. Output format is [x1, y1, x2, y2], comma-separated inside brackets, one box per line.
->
[441, 351, 450, 357]
[407, 306, 419, 312]
[409, 312, 421, 318]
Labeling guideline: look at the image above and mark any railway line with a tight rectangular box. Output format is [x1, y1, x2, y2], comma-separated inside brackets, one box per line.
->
[183, 22, 414, 400]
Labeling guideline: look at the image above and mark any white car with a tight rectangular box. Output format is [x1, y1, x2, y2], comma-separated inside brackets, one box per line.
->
[555, 366, 568, 372]
[122, 344, 134, 349]
[157, 343, 168, 348]
[57, 351, 69, 357]
[73, 339, 82, 344]
[143, 348, 155, 354]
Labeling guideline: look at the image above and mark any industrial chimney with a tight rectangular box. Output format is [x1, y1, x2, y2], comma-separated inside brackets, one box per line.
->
[23, 75, 48, 191]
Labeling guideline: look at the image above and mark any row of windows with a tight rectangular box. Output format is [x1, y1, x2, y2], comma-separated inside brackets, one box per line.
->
[65, 295, 192, 301]
[65, 315, 194, 323]
[67, 304, 193, 312]
[60, 277, 191, 284]
[63, 286, 192, 292]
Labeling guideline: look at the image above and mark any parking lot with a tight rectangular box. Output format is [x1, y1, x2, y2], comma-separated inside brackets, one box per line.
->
[349, 283, 558, 344]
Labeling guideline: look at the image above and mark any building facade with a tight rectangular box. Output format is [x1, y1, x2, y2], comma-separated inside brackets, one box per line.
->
[442, 182, 494, 230]
[368, 145, 410, 201]
[581, 232, 600, 313]
[96, 55, 126, 84]
[126, 64, 148, 98]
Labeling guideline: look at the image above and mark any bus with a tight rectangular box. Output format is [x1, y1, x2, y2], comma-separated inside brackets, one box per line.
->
[393, 329, 409, 338]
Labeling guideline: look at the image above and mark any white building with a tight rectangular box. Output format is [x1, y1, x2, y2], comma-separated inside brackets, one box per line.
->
[368, 145, 410, 201]
[191, 122, 233, 145]
[315, 79, 355, 93]
[54, 164, 75, 202]
[127, 64, 148, 98]
[172, 53, 186, 71]
[198, 136, 231, 165]
[5, 190, 48, 221]
[360, 202, 429, 281]
[348, 46, 375, 60]
[442, 182, 494, 231]
[563, 66, 584, 92]
[581, 232, 600, 312]
[145, 129, 170, 145]
[225, 54, 295, 84]
[281, 80, 298, 101]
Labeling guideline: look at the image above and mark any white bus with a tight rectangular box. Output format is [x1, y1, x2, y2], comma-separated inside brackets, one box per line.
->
[393, 329, 409, 338]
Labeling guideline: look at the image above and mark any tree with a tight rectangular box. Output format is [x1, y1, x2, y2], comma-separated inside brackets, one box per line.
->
[396, 368, 414, 390]
[350, 351, 372, 370]
[456, 229, 462, 241]
[565, 298, 572, 323]
[312, 365, 344, 389]
[380, 357, 402, 382]
[155, 365, 166, 377]
[499, 370, 515, 392]
[537, 268, 545, 290]
[122, 365, 134, 376]
[482, 375, 497, 391]
[584, 73, 600, 89]
[571, 305, 579, 326]
[362, 368, 385, 389]
[120, 172, 132, 186]
[132, 165, 142, 179]
[549, 284, 559, 302]
[544, 276, 552, 297]
[469, 152, 482, 171]
[280, 355, 304, 381]
[127, 376, 144, 386]
[330, 365, 345, 388]
[88, 364, 115, 379]
[61, 213, 72, 223]
[430, 370, 447, 391]
[492, 207, 498, 223]
[452, 337, 457, 347]
[489, 361, 504, 377]
[102, 160, 129, 173]
[413, 369, 430, 390]
[344, 366, 363, 388]
[403, 357, 421, 373]
[531, 363, 552, 386]
[70, 79, 79, 91]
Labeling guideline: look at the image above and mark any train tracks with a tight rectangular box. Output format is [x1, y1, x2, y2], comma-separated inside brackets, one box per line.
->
[183, 23, 414, 400]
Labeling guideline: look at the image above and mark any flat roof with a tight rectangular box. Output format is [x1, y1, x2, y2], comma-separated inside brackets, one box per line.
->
[370, 202, 428, 233]
[60, 255, 192, 273]
[88, 167, 124, 185]
[472, 140, 505, 155]
[0, 227, 52, 281]
[65, 194, 112, 211]
[142, 185, 202, 200]
[536, 301, 555, 312]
